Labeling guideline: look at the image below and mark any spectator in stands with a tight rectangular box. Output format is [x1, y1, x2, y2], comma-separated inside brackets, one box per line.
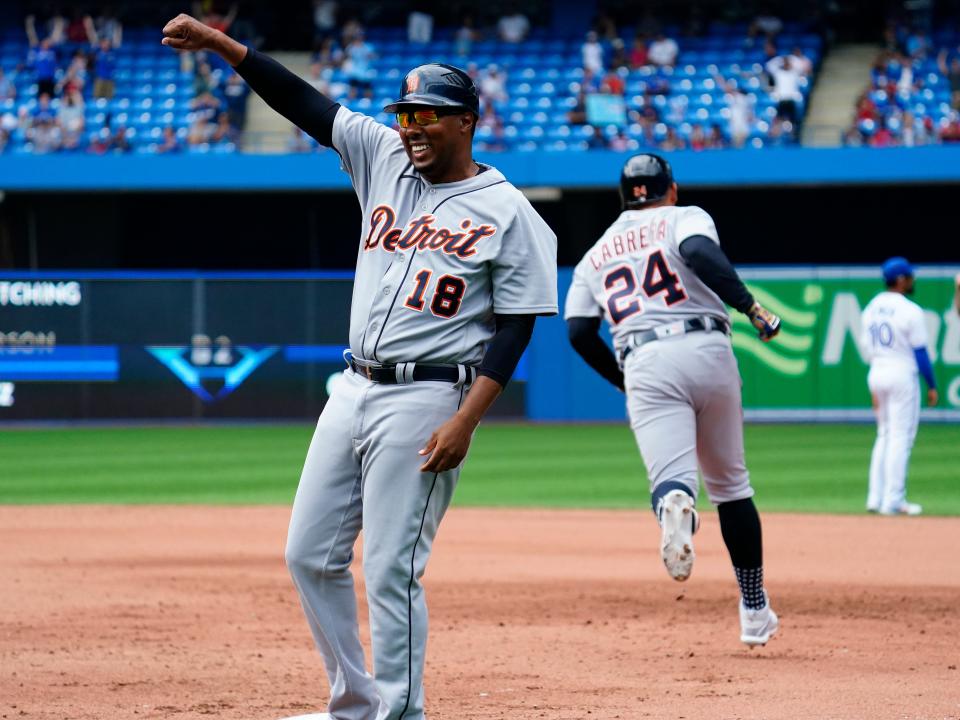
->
[497, 5, 530, 44]
[855, 91, 879, 122]
[905, 28, 930, 61]
[195, 2, 238, 35]
[192, 62, 222, 109]
[478, 117, 507, 153]
[938, 48, 960, 110]
[869, 118, 895, 147]
[85, 8, 123, 47]
[708, 124, 726, 149]
[57, 49, 89, 97]
[455, 15, 479, 57]
[600, 68, 625, 96]
[87, 126, 111, 154]
[341, 17, 364, 47]
[27, 108, 61, 154]
[58, 90, 85, 150]
[900, 111, 933, 147]
[65, 9, 89, 44]
[0, 69, 16, 102]
[92, 39, 117, 99]
[689, 124, 708, 151]
[766, 55, 803, 135]
[747, 7, 783, 45]
[582, 31, 604, 75]
[157, 125, 182, 154]
[593, 12, 619, 42]
[0, 127, 8, 154]
[33, 92, 55, 124]
[25, 13, 66, 49]
[715, 74, 753, 148]
[939, 112, 960, 143]
[223, 73, 250, 130]
[629, 35, 649, 69]
[343, 31, 375, 99]
[407, 4, 434, 44]
[27, 35, 59, 98]
[789, 46, 813, 76]
[189, 113, 214, 145]
[111, 125, 132, 153]
[312, 0, 338, 44]
[580, 68, 601, 94]
[609, 39, 628, 71]
[211, 111, 238, 145]
[567, 90, 587, 125]
[648, 32, 678, 68]
[659, 126, 686, 151]
[479, 65, 508, 106]
[608, 128, 631, 151]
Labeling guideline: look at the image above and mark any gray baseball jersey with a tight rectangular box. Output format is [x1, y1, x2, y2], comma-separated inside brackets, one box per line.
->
[564, 205, 728, 352]
[335, 108, 558, 364]
[565, 203, 753, 507]
[286, 104, 557, 720]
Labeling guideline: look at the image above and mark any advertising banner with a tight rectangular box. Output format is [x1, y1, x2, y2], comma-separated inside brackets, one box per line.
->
[0, 272, 527, 420]
[526, 267, 960, 422]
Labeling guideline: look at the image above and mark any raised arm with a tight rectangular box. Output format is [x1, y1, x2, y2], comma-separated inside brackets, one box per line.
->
[83, 15, 97, 44]
[162, 14, 340, 146]
[25, 15, 39, 47]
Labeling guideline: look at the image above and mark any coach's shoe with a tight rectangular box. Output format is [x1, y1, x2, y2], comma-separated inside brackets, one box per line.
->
[880, 502, 922, 516]
[739, 594, 779, 647]
[658, 489, 699, 582]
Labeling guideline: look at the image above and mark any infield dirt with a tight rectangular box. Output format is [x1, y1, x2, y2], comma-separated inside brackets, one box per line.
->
[2, 506, 959, 720]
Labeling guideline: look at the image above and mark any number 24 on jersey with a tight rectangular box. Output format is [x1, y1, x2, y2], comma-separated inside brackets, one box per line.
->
[603, 250, 687, 323]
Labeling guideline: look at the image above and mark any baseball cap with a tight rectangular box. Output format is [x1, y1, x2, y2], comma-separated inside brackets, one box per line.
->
[882, 257, 914, 283]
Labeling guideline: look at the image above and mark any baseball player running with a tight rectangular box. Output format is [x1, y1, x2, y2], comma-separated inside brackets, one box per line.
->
[861, 258, 938, 516]
[162, 16, 557, 720]
[564, 154, 781, 647]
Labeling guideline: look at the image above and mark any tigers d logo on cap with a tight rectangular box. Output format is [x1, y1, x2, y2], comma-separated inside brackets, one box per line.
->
[405, 70, 421, 93]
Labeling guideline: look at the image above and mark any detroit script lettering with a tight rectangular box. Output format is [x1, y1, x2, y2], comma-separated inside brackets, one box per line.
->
[364, 204, 497, 259]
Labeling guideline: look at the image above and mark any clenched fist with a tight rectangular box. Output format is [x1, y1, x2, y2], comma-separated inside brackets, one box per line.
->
[161, 14, 216, 51]
[161, 14, 247, 65]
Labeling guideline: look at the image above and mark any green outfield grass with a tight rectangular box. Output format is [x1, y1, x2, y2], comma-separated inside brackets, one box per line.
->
[0, 423, 957, 514]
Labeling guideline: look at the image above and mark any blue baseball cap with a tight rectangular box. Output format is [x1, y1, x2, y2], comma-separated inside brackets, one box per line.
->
[882, 257, 914, 283]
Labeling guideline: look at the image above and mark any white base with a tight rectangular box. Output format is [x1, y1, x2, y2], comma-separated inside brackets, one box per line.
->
[277, 714, 331, 720]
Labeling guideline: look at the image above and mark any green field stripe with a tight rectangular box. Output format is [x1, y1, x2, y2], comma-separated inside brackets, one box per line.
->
[1, 423, 958, 515]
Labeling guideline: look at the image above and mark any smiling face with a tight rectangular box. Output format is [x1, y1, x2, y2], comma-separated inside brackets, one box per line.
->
[396, 105, 476, 183]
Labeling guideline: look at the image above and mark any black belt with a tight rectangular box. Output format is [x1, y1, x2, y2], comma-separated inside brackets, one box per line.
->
[620, 317, 730, 361]
[350, 358, 476, 385]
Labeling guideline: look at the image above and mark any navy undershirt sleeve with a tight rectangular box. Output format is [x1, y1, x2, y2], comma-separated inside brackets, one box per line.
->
[566, 316, 625, 391]
[678, 235, 755, 314]
[477, 314, 536, 387]
[234, 48, 340, 147]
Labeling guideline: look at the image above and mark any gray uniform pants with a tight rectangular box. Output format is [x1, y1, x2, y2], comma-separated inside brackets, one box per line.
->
[624, 331, 754, 505]
[285, 367, 467, 720]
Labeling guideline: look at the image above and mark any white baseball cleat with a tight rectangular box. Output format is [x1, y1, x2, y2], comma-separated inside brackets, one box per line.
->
[739, 594, 779, 647]
[658, 489, 699, 582]
[879, 502, 922, 516]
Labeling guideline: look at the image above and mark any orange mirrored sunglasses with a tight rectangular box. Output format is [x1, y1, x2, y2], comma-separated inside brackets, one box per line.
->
[396, 109, 457, 128]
